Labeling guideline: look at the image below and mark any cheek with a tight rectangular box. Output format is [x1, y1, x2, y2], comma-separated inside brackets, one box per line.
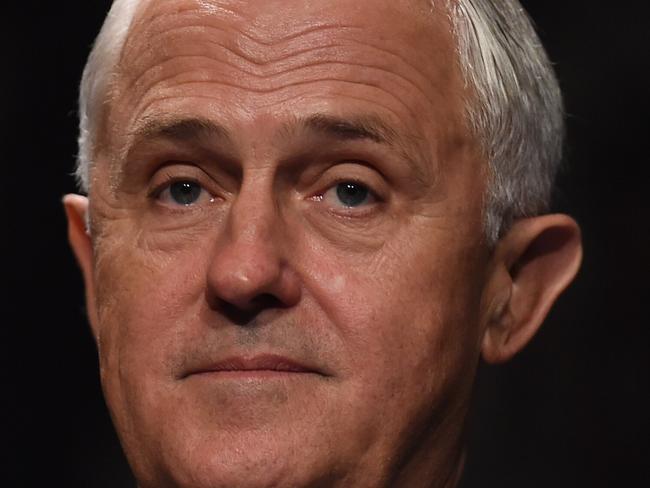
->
[302, 231, 485, 408]
[92, 229, 212, 384]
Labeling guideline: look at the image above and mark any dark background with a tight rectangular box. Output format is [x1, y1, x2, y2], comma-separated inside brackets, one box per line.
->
[3, 2, 648, 486]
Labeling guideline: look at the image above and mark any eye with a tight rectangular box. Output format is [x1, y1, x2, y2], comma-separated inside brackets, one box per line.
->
[157, 180, 214, 206]
[323, 181, 375, 208]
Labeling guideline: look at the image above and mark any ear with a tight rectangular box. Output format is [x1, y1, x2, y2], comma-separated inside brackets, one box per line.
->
[481, 214, 583, 364]
[63, 194, 100, 339]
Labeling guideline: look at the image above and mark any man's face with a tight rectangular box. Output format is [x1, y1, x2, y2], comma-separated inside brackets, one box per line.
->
[85, 0, 490, 486]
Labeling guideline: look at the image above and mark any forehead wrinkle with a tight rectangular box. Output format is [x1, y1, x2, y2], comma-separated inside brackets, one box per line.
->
[120, 44, 437, 128]
[122, 42, 364, 97]
[116, 1, 457, 117]
[135, 26, 349, 72]
[121, 14, 439, 103]
[341, 36, 452, 107]
[119, 2, 446, 91]
[132, 76, 425, 133]
[125, 0, 359, 64]
[119, 20, 352, 98]
[117, 20, 435, 117]
[138, 0, 353, 46]
[123, 19, 363, 76]
[125, 53, 436, 110]
[235, 20, 361, 48]
[122, 0, 455, 75]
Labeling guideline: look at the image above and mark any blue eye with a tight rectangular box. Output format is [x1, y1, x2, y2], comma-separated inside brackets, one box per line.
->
[321, 181, 375, 209]
[335, 182, 371, 207]
[170, 181, 202, 205]
[158, 180, 212, 206]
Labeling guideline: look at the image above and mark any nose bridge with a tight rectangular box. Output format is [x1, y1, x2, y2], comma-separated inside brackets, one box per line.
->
[206, 170, 300, 312]
[228, 175, 278, 246]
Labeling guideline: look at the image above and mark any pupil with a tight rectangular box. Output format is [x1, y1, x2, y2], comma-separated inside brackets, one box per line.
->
[336, 182, 368, 207]
[170, 181, 201, 205]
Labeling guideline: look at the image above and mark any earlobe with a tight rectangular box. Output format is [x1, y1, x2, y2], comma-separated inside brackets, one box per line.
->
[481, 214, 583, 364]
[63, 194, 100, 338]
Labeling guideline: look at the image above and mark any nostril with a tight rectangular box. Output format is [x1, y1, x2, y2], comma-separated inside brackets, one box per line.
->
[213, 294, 286, 326]
[251, 293, 285, 309]
[218, 301, 260, 326]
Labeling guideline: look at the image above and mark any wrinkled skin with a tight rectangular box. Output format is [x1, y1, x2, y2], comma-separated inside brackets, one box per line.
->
[64, 0, 582, 487]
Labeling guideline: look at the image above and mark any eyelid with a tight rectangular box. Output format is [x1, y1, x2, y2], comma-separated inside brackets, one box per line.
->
[149, 174, 202, 199]
[147, 164, 219, 206]
[322, 181, 377, 207]
[313, 167, 388, 203]
[156, 181, 215, 209]
[309, 180, 385, 223]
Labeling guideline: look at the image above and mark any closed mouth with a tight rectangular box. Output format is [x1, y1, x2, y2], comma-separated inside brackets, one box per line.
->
[184, 354, 324, 378]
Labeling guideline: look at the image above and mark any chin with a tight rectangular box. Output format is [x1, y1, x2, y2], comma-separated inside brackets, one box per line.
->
[132, 431, 347, 488]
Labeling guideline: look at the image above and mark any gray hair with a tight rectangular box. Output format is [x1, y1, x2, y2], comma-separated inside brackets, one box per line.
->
[76, 0, 140, 192]
[75, 0, 564, 245]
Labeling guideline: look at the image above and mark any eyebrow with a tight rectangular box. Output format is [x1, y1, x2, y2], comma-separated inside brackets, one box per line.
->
[297, 113, 398, 145]
[131, 113, 395, 144]
[295, 113, 430, 182]
[125, 113, 429, 181]
[129, 116, 232, 145]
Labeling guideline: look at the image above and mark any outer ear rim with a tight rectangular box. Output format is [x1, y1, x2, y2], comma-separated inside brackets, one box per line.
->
[63, 194, 100, 340]
[481, 214, 583, 364]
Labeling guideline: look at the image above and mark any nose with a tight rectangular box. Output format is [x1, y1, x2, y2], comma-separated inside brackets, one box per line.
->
[205, 184, 301, 319]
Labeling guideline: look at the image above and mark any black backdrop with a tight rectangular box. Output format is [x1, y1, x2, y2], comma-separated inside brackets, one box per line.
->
[3, 2, 648, 487]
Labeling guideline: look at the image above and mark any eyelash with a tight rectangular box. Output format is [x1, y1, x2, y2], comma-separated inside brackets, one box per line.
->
[148, 174, 213, 205]
[146, 165, 385, 218]
[315, 177, 382, 213]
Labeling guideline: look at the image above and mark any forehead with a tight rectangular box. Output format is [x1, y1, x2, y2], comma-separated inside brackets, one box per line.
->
[106, 0, 466, 157]
[126, 0, 449, 51]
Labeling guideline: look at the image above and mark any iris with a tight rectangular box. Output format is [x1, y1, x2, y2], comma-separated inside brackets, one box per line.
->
[169, 181, 202, 205]
[336, 182, 369, 207]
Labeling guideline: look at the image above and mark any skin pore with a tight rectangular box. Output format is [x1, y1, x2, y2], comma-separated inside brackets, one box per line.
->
[64, 0, 582, 487]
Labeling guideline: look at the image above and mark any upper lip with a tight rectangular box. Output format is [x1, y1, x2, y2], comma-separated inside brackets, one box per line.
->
[184, 354, 324, 377]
